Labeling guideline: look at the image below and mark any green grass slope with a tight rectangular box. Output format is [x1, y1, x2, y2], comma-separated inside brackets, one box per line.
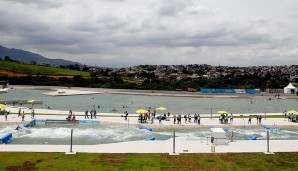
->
[0, 60, 90, 76]
[0, 152, 297, 171]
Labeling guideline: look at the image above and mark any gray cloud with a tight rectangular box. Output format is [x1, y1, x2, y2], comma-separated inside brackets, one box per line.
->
[158, 0, 192, 16]
[0, 0, 297, 67]
[4, 0, 63, 8]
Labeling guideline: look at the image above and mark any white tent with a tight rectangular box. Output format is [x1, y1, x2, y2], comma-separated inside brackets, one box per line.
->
[284, 83, 297, 94]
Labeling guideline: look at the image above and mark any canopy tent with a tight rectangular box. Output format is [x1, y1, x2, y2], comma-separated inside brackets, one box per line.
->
[0, 104, 6, 109]
[136, 109, 148, 113]
[156, 107, 167, 111]
[283, 83, 297, 94]
[218, 111, 229, 114]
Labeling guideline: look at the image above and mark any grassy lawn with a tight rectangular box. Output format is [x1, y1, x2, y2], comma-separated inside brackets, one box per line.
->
[0, 152, 297, 171]
[0, 60, 90, 76]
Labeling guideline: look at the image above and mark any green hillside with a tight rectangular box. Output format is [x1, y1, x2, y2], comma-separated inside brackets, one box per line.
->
[0, 60, 90, 76]
[0, 152, 297, 171]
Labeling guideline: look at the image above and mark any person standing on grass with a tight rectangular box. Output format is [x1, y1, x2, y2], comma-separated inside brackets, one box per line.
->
[256, 115, 259, 125]
[248, 116, 252, 124]
[31, 109, 35, 119]
[21, 111, 25, 121]
[230, 131, 234, 142]
[194, 113, 197, 123]
[173, 115, 176, 124]
[85, 110, 89, 119]
[230, 113, 233, 123]
[72, 114, 76, 122]
[198, 114, 201, 125]
[90, 109, 93, 119]
[178, 114, 182, 124]
[159, 114, 162, 124]
[124, 111, 128, 120]
[5, 111, 8, 121]
[93, 109, 97, 118]
[219, 114, 223, 124]
[288, 114, 292, 122]
[18, 108, 21, 117]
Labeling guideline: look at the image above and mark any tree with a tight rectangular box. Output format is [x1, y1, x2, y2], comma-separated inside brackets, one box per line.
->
[4, 56, 11, 61]
[82, 66, 89, 72]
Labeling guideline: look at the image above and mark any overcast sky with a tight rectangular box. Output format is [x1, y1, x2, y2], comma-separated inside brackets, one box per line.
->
[1, 0, 298, 67]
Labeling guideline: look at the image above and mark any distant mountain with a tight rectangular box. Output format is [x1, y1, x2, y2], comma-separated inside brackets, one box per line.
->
[0, 45, 81, 66]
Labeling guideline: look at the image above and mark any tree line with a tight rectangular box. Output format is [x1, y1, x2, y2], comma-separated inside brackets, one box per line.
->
[0, 73, 289, 91]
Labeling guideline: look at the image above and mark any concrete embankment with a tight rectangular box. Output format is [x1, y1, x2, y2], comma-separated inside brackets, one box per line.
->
[1, 140, 298, 153]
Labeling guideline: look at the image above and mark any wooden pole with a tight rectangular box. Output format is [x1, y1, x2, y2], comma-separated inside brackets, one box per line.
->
[211, 106, 213, 119]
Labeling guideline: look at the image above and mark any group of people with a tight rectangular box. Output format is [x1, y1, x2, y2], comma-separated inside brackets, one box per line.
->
[136, 112, 204, 125]
[18, 108, 26, 121]
[172, 113, 202, 125]
[247, 115, 262, 124]
[286, 112, 295, 122]
[0, 108, 8, 115]
[2, 108, 29, 122]
[1, 109, 10, 121]
[136, 110, 172, 124]
[84, 109, 97, 119]
[66, 110, 76, 121]
[219, 114, 233, 124]
[138, 113, 149, 123]
[157, 112, 172, 124]
[137, 112, 161, 124]
[135, 107, 157, 124]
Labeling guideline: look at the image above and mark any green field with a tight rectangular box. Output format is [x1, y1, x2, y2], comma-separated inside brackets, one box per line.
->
[0, 60, 90, 76]
[0, 152, 297, 171]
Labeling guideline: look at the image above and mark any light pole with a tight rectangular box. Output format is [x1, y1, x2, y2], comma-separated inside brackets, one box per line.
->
[211, 106, 213, 119]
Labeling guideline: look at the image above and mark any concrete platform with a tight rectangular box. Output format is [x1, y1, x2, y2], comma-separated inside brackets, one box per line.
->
[1, 106, 297, 153]
[1, 106, 297, 128]
[0, 140, 297, 153]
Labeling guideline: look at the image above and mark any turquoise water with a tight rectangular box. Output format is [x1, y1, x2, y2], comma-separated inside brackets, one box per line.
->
[1, 89, 298, 145]
[1, 89, 298, 115]
[1, 125, 298, 145]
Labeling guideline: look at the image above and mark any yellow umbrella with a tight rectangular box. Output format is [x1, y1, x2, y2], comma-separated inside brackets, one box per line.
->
[288, 110, 297, 113]
[136, 109, 148, 113]
[0, 104, 6, 108]
[27, 100, 36, 103]
[156, 107, 167, 111]
[218, 111, 229, 114]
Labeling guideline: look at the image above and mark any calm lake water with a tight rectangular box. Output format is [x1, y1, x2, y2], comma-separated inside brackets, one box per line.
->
[1, 89, 298, 115]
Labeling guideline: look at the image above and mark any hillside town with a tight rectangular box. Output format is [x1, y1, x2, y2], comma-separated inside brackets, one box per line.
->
[1, 55, 298, 84]
[107, 64, 298, 83]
